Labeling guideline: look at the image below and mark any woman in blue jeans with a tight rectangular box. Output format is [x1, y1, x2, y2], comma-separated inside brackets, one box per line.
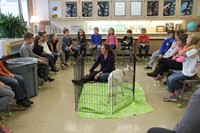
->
[72, 44, 115, 86]
[0, 61, 33, 107]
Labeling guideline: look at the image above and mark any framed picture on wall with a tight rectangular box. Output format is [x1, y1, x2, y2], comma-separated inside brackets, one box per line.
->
[49, 0, 62, 19]
[65, 2, 77, 17]
[97, 0, 110, 17]
[82, 1, 93, 17]
[130, 0, 142, 17]
[156, 26, 165, 32]
[165, 22, 174, 31]
[114, 0, 126, 17]
[163, 0, 176, 16]
[147, 0, 159, 16]
[180, 0, 193, 16]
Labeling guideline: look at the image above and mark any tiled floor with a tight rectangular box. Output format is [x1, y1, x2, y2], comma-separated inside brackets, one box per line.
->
[5, 60, 185, 133]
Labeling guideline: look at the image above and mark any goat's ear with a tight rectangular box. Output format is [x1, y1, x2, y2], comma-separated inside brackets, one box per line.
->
[126, 64, 129, 68]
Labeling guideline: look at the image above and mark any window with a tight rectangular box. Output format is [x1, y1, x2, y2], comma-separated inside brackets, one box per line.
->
[0, 0, 29, 21]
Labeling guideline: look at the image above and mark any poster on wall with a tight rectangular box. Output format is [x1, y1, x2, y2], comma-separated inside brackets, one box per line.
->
[66, 2, 77, 17]
[130, 0, 142, 16]
[114, 1, 126, 17]
[97, 1, 109, 17]
[147, 0, 159, 16]
[49, 1, 62, 19]
[82, 1, 93, 17]
[163, 0, 176, 16]
[180, 0, 193, 16]
[165, 23, 174, 31]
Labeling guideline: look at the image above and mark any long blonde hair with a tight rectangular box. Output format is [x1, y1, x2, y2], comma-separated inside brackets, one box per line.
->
[186, 32, 200, 48]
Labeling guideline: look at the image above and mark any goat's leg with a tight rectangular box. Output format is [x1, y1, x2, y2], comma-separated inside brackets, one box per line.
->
[108, 82, 111, 104]
[120, 85, 124, 96]
[113, 86, 117, 105]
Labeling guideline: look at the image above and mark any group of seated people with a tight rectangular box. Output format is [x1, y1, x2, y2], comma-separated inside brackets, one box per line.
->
[145, 30, 200, 102]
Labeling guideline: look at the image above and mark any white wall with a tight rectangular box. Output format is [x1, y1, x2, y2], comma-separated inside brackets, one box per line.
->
[34, 0, 49, 21]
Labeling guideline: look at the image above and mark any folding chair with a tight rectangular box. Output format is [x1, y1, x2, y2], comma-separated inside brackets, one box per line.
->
[178, 62, 200, 103]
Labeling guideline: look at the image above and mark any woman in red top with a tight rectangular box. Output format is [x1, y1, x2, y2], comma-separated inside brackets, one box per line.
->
[0, 61, 33, 107]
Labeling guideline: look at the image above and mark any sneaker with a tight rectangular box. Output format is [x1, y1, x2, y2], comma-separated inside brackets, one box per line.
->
[16, 100, 31, 107]
[44, 77, 54, 82]
[71, 80, 83, 86]
[25, 98, 34, 104]
[163, 95, 177, 102]
[63, 63, 69, 67]
[147, 72, 157, 77]
[61, 64, 67, 68]
[51, 68, 60, 72]
[154, 74, 163, 80]
[144, 65, 152, 70]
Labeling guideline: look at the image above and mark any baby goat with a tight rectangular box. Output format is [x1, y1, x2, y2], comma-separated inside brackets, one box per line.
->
[107, 65, 133, 105]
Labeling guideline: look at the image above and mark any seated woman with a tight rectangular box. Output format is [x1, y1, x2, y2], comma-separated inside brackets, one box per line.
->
[0, 61, 33, 107]
[33, 35, 59, 72]
[47, 33, 67, 67]
[0, 81, 15, 110]
[148, 33, 187, 80]
[72, 44, 115, 86]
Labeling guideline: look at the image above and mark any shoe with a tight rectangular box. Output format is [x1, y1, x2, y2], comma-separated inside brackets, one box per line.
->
[61, 64, 67, 68]
[51, 68, 60, 72]
[48, 77, 55, 82]
[25, 98, 34, 104]
[144, 65, 152, 70]
[154, 74, 163, 80]
[72, 80, 83, 86]
[63, 63, 69, 67]
[16, 100, 31, 107]
[147, 72, 157, 77]
[163, 95, 177, 102]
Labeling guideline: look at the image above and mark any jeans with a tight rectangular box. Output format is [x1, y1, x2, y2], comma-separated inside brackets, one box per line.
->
[0, 74, 28, 100]
[62, 47, 78, 62]
[147, 127, 175, 133]
[148, 50, 159, 67]
[0, 86, 15, 110]
[89, 45, 101, 56]
[167, 71, 192, 93]
[120, 43, 134, 50]
[51, 53, 58, 64]
[109, 44, 116, 50]
[78, 45, 87, 57]
[82, 71, 110, 83]
[52, 51, 65, 64]
[138, 43, 150, 58]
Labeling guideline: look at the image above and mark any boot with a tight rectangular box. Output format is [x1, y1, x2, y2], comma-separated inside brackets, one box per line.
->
[147, 65, 160, 77]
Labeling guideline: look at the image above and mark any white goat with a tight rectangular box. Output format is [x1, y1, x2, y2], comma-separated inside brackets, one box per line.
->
[107, 65, 133, 105]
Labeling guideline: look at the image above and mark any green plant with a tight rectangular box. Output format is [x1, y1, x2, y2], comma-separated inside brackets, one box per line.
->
[0, 13, 27, 38]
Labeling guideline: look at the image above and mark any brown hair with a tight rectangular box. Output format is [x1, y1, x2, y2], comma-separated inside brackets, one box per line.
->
[102, 44, 115, 58]
[108, 27, 115, 36]
[141, 28, 147, 33]
[127, 29, 132, 34]
[23, 32, 33, 40]
[94, 27, 99, 31]
[77, 29, 86, 38]
[177, 33, 188, 46]
[63, 28, 69, 34]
